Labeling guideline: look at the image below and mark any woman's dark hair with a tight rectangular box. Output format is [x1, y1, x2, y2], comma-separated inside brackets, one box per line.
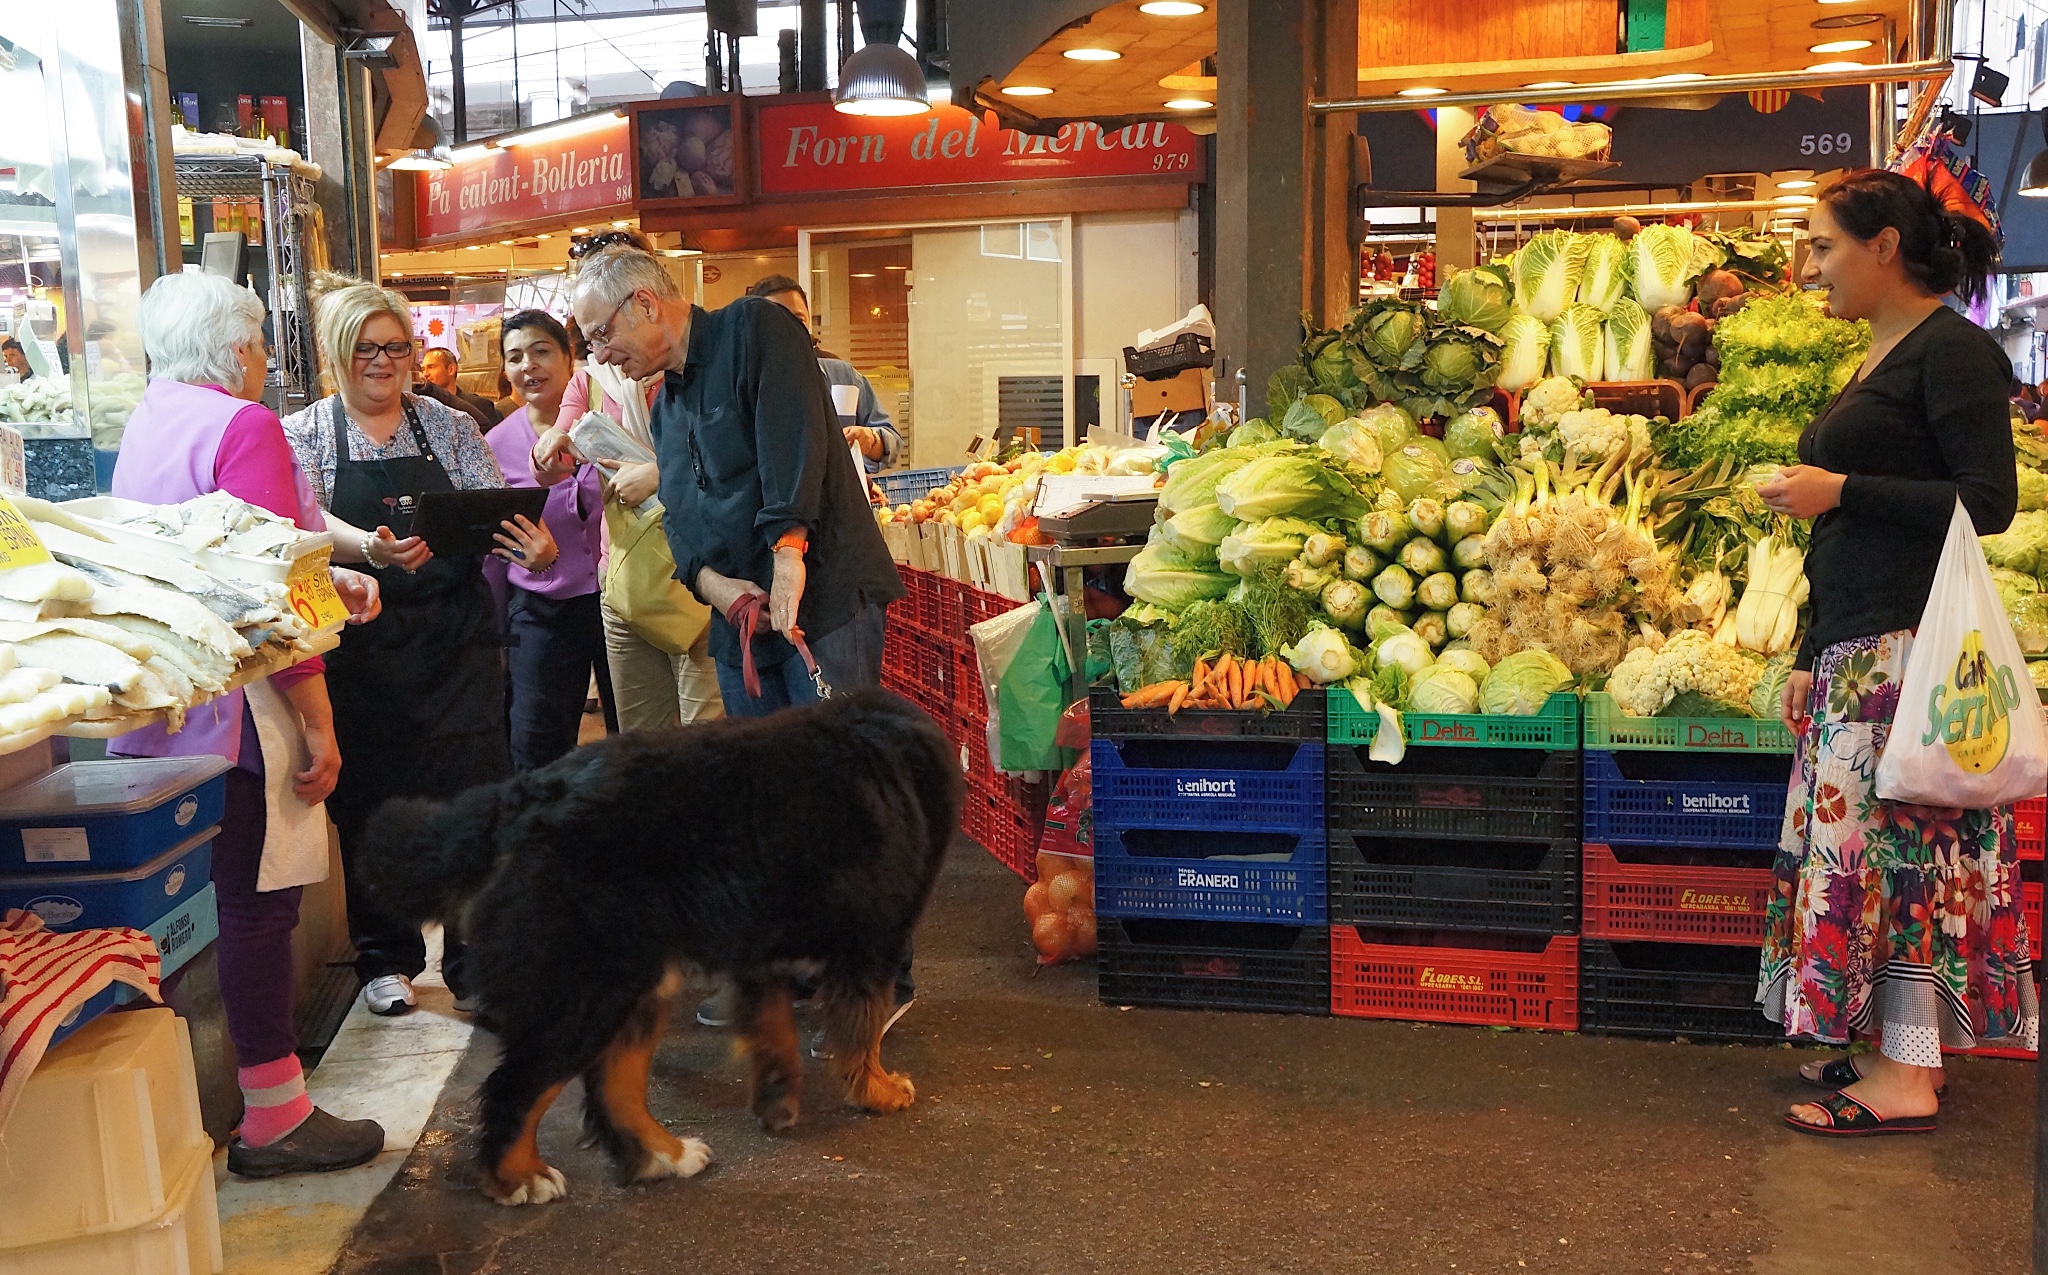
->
[501, 309, 572, 359]
[1817, 168, 1999, 304]
[747, 274, 807, 302]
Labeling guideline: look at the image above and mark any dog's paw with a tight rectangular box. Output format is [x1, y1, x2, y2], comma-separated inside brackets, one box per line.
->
[488, 1163, 568, 1206]
[854, 1070, 916, 1114]
[635, 1136, 711, 1182]
[753, 1089, 800, 1133]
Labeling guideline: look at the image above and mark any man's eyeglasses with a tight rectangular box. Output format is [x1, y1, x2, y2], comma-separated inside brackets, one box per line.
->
[353, 340, 414, 362]
[583, 295, 634, 351]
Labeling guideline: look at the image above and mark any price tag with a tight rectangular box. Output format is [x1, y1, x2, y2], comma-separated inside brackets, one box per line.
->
[0, 424, 23, 494]
[284, 553, 350, 630]
[0, 494, 52, 570]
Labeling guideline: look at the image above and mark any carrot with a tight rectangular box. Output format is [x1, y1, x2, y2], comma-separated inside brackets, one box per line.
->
[1276, 668, 1298, 708]
[1166, 682, 1190, 715]
[1296, 671, 1312, 691]
[1192, 657, 1210, 689]
[1122, 682, 1176, 709]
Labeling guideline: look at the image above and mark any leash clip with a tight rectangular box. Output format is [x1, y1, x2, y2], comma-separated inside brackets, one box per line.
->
[811, 666, 833, 700]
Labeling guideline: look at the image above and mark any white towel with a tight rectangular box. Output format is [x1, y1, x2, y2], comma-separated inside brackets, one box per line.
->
[247, 678, 331, 892]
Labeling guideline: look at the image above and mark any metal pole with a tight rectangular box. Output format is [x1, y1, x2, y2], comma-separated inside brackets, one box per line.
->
[799, 0, 827, 90]
[449, 9, 468, 143]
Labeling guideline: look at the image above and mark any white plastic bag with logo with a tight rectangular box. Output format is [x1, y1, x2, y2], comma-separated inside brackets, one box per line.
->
[1875, 499, 2048, 808]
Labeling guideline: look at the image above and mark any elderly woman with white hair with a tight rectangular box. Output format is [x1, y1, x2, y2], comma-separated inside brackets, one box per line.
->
[280, 273, 554, 1024]
[109, 271, 386, 1179]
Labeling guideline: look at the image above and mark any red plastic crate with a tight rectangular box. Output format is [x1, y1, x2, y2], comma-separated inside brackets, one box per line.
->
[973, 791, 1041, 881]
[952, 647, 986, 723]
[1581, 844, 1775, 947]
[936, 577, 972, 643]
[1330, 927, 1579, 1031]
[2016, 797, 2044, 861]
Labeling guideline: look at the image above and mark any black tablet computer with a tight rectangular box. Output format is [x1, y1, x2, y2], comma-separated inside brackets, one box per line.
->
[410, 488, 550, 559]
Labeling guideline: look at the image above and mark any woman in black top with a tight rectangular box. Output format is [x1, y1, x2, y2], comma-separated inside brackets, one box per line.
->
[1756, 170, 2036, 1137]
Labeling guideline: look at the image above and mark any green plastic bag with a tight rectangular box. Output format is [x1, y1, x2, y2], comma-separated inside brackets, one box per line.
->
[973, 596, 1075, 773]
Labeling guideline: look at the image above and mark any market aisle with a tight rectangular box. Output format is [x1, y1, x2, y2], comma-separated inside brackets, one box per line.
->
[213, 928, 474, 1275]
[320, 842, 2035, 1275]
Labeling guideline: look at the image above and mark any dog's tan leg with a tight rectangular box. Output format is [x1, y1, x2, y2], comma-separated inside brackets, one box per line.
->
[484, 1081, 569, 1206]
[826, 985, 915, 1114]
[738, 980, 802, 1132]
[594, 994, 710, 1183]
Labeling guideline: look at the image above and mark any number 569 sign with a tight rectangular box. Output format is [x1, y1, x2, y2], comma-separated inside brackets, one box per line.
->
[1800, 132, 1856, 157]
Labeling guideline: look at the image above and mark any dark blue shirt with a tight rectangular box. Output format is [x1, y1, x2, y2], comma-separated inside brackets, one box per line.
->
[652, 296, 904, 669]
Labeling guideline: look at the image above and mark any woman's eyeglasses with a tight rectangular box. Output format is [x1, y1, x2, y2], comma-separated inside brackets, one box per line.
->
[353, 340, 414, 362]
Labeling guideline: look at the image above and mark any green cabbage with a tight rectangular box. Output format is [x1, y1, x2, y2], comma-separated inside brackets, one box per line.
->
[1438, 629, 1489, 669]
[1549, 303, 1606, 382]
[1478, 649, 1574, 715]
[1604, 297, 1655, 382]
[1512, 230, 1586, 322]
[1497, 313, 1551, 392]
[1228, 418, 1278, 447]
[1317, 418, 1384, 473]
[1439, 265, 1513, 333]
[1406, 664, 1479, 714]
[1384, 442, 1458, 504]
[1214, 453, 1374, 522]
[1419, 326, 1504, 407]
[1266, 364, 1312, 422]
[1443, 407, 1505, 461]
[1630, 223, 1704, 310]
[1356, 403, 1417, 453]
[1281, 396, 1332, 441]
[1576, 233, 1630, 314]
[1351, 299, 1431, 370]
[1216, 516, 1326, 577]
[1123, 540, 1234, 609]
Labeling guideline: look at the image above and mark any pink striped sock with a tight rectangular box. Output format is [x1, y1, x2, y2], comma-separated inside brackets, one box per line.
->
[238, 1055, 314, 1147]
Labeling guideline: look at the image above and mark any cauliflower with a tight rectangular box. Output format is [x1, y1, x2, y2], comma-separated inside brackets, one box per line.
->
[1518, 376, 1584, 433]
[1553, 408, 1656, 466]
[1608, 629, 1765, 716]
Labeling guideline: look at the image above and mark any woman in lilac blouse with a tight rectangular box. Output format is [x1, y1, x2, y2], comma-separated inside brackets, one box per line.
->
[485, 311, 615, 768]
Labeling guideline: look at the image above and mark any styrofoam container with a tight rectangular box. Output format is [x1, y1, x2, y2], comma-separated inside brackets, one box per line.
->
[112, 883, 219, 1005]
[0, 1140, 221, 1274]
[58, 494, 329, 586]
[0, 828, 216, 934]
[0, 757, 230, 874]
[0, 1009, 210, 1251]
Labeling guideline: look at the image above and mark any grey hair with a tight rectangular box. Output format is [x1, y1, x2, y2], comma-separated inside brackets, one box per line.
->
[571, 245, 681, 309]
[139, 272, 265, 389]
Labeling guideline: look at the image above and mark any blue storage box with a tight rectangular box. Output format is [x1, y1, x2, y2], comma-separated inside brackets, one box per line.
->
[113, 882, 219, 1004]
[1582, 750, 1793, 851]
[0, 756, 230, 873]
[46, 985, 120, 1050]
[1094, 826, 1326, 923]
[1090, 737, 1324, 835]
[0, 827, 216, 934]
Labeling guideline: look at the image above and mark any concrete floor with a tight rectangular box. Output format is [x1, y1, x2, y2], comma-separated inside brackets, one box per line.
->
[322, 840, 2037, 1275]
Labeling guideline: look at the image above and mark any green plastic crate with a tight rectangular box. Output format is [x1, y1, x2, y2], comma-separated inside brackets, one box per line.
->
[1582, 691, 1794, 755]
[1326, 688, 1579, 750]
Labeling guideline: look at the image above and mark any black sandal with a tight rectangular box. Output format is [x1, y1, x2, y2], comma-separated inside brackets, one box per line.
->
[1782, 1090, 1937, 1138]
[1799, 1056, 1946, 1096]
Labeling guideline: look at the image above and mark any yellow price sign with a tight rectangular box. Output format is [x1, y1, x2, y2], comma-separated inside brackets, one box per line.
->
[285, 553, 351, 631]
[0, 496, 51, 572]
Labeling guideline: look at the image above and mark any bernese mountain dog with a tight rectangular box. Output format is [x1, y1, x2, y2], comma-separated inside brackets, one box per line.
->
[353, 688, 962, 1205]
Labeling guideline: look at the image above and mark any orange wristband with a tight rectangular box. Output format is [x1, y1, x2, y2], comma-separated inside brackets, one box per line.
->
[773, 530, 808, 554]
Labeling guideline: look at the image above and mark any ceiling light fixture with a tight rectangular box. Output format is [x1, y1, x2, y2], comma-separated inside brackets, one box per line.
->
[385, 151, 450, 171]
[1398, 86, 1447, 97]
[1772, 194, 1817, 205]
[612, 220, 632, 228]
[448, 144, 490, 163]
[1165, 98, 1213, 110]
[1138, 0, 1204, 13]
[571, 227, 591, 234]
[1063, 47, 1121, 61]
[1651, 72, 1708, 82]
[1523, 81, 1576, 89]
[486, 110, 625, 149]
[1809, 38, 1873, 53]
[834, 41, 933, 115]
[1806, 61, 1868, 72]
[1777, 178, 1818, 190]
[1812, 13, 1883, 28]
[183, 16, 253, 28]
[1001, 85, 1053, 97]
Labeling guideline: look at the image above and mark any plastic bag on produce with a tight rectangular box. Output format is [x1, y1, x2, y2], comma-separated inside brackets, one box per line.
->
[1039, 751, 1092, 859]
[972, 596, 1076, 774]
[1875, 499, 2048, 808]
[1025, 848, 1096, 965]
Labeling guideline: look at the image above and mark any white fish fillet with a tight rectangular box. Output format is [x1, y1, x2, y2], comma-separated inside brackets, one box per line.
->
[112, 664, 178, 712]
[83, 616, 235, 692]
[8, 633, 147, 692]
[0, 618, 159, 663]
[85, 585, 251, 662]
[0, 562, 95, 604]
[0, 666, 59, 705]
[33, 520, 220, 594]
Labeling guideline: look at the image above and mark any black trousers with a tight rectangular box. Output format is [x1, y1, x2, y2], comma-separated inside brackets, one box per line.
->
[506, 587, 617, 772]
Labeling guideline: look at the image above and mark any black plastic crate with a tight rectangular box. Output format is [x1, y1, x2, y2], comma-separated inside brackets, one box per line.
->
[1122, 331, 1215, 379]
[1327, 834, 1579, 935]
[1577, 938, 1782, 1044]
[1326, 744, 1580, 843]
[1090, 685, 1326, 742]
[1097, 918, 1330, 1016]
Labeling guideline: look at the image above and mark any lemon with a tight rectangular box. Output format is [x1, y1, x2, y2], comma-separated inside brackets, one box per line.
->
[979, 495, 1004, 521]
[1049, 453, 1077, 475]
[959, 510, 985, 533]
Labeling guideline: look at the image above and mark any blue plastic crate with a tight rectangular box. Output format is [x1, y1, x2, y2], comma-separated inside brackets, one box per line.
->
[113, 882, 219, 1004]
[1090, 737, 1324, 835]
[1094, 826, 1326, 923]
[0, 827, 216, 933]
[1582, 750, 1792, 851]
[46, 985, 120, 1050]
[872, 466, 962, 506]
[0, 756, 230, 873]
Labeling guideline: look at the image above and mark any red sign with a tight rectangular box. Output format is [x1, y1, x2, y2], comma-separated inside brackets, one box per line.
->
[415, 116, 634, 242]
[756, 102, 1202, 195]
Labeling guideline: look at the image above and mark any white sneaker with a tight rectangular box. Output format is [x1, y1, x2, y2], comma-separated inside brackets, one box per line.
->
[363, 974, 417, 1016]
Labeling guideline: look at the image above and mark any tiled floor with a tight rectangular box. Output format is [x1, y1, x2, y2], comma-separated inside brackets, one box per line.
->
[212, 927, 473, 1275]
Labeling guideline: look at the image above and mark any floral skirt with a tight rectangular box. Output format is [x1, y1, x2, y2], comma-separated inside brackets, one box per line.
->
[1756, 630, 2039, 1066]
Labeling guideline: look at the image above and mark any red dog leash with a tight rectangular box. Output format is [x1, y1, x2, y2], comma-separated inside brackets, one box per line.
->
[729, 591, 831, 700]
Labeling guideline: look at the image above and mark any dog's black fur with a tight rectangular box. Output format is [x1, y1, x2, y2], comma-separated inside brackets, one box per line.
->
[353, 688, 963, 1204]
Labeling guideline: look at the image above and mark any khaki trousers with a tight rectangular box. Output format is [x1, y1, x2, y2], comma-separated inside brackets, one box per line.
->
[602, 600, 724, 732]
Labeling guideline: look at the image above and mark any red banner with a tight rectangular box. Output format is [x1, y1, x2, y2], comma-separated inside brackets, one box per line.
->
[756, 102, 1203, 195]
[415, 116, 634, 242]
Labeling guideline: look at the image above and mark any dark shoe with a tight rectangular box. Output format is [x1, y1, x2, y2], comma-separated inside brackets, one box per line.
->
[1782, 1091, 1937, 1139]
[1800, 1055, 1946, 1097]
[227, 1108, 387, 1178]
[695, 993, 732, 1028]
[809, 993, 915, 1060]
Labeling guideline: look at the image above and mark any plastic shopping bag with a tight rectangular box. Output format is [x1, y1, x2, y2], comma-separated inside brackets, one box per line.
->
[971, 596, 1075, 774]
[1875, 499, 2048, 808]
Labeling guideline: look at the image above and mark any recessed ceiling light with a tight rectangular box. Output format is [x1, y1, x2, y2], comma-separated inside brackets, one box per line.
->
[1063, 48, 1120, 61]
[1812, 13, 1883, 28]
[1002, 85, 1053, 96]
[1773, 194, 1817, 205]
[571, 227, 591, 234]
[1810, 38, 1873, 53]
[851, 272, 878, 278]
[537, 234, 552, 240]
[1524, 81, 1576, 89]
[1139, 0, 1204, 14]
[499, 239, 514, 246]
[1165, 98, 1214, 110]
[1651, 72, 1707, 82]
[1806, 60, 1867, 71]
[1777, 178, 1818, 190]
[465, 245, 482, 251]
[612, 220, 632, 228]
[1398, 86, 1447, 97]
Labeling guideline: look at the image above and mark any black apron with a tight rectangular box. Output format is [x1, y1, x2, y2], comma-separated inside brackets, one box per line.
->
[322, 395, 510, 842]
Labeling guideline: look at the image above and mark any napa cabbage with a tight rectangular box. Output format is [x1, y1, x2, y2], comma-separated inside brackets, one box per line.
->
[1214, 453, 1375, 522]
[1216, 516, 1327, 577]
[1548, 303, 1606, 382]
[1630, 223, 1704, 309]
[1575, 233, 1630, 314]
[1123, 540, 1234, 609]
[1511, 230, 1586, 322]
[1497, 313, 1551, 392]
[1603, 297, 1655, 382]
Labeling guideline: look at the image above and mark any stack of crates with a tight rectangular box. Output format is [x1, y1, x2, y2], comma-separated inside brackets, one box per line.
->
[1577, 694, 1792, 1044]
[881, 564, 1040, 879]
[1088, 686, 1330, 1016]
[1323, 690, 1582, 1031]
[1950, 796, 2044, 1060]
[0, 757, 230, 1045]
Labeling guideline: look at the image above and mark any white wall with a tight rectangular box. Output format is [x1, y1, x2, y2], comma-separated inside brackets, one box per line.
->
[1072, 209, 1200, 368]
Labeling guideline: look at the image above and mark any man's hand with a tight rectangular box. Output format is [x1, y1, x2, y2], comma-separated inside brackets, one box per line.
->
[696, 567, 767, 620]
[1756, 466, 1846, 520]
[293, 722, 341, 806]
[844, 424, 883, 460]
[597, 458, 660, 508]
[771, 545, 807, 636]
[330, 567, 381, 624]
[531, 426, 577, 486]
[1781, 669, 1814, 735]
